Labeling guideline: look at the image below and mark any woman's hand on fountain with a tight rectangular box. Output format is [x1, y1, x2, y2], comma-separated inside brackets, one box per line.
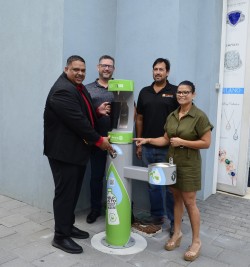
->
[133, 138, 149, 146]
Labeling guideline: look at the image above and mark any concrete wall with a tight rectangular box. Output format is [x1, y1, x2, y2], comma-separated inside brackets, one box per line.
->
[113, 0, 222, 205]
[193, 0, 223, 199]
[0, 0, 223, 213]
[63, 0, 117, 84]
[0, 0, 64, 210]
[62, 0, 117, 211]
[114, 0, 180, 99]
[112, 0, 180, 212]
[176, 0, 223, 199]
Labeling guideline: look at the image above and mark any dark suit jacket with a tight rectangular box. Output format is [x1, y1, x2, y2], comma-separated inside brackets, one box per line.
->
[44, 72, 101, 166]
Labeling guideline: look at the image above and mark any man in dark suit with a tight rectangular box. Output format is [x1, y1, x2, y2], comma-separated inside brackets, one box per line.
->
[44, 55, 113, 254]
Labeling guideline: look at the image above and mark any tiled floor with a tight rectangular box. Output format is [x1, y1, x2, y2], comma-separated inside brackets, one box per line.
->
[1, 192, 250, 266]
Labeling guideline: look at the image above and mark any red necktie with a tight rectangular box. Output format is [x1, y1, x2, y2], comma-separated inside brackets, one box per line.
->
[77, 85, 95, 127]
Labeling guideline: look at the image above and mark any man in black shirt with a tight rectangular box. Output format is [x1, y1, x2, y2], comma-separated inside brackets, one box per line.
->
[136, 58, 178, 237]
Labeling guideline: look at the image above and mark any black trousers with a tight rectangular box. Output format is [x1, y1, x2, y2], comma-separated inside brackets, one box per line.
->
[90, 147, 107, 212]
[48, 158, 86, 238]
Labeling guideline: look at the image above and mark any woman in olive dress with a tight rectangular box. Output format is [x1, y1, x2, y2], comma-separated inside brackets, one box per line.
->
[134, 80, 213, 262]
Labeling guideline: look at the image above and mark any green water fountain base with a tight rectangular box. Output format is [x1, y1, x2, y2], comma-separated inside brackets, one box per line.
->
[91, 232, 147, 255]
[101, 236, 135, 249]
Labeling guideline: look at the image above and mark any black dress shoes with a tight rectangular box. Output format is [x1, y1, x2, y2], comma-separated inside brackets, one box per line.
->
[71, 226, 89, 239]
[52, 237, 83, 254]
[86, 210, 101, 224]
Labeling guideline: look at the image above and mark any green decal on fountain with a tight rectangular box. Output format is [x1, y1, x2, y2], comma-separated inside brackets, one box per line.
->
[106, 162, 131, 246]
[108, 131, 133, 144]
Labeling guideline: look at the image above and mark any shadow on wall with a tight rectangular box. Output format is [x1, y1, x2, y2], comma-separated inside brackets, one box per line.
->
[132, 140, 151, 213]
[248, 168, 250, 187]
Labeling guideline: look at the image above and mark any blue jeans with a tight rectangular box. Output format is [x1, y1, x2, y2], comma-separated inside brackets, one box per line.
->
[142, 146, 174, 224]
[90, 147, 107, 212]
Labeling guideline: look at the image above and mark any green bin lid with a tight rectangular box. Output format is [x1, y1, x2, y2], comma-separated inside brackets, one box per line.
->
[108, 79, 134, 92]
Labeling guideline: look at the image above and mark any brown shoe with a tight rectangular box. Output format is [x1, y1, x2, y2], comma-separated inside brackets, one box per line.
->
[132, 223, 162, 237]
[184, 245, 201, 261]
[165, 234, 182, 251]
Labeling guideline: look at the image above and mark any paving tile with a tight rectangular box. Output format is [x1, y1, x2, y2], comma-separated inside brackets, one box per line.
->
[200, 226, 224, 243]
[128, 249, 170, 267]
[80, 216, 106, 234]
[31, 250, 87, 267]
[0, 225, 16, 238]
[226, 224, 247, 233]
[76, 229, 101, 248]
[0, 199, 27, 210]
[212, 234, 247, 252]
[0, 258, 36, 267]
[218, 225, 237, 234]
[79, 246, 136, 266]
[40, 218, 54, 229]
[0, 233, 36, 250]
[218, 213, 236, 220]
[13, 241, 56, 261]
[0, 248, 18, 265]
[144, 236, 166, 253]
[224, 232, 243, 240]
[0, 214, 29, 227]
[234, 216, 250, 225]
[0, 229, 52, 251]
[241, 241, 250, 253]
[165, 262, 187, 267]
[0, 192, 250, 267]
[71, 259, 134, 267]
[26, 228, 54, 243]
[12, 220, 48, 235]
[0, 207, 12, 218]
[0, 195, 13, 203]
[25, 211, 54, 224]
[112, 253, 137, 263]
[11, 205, 41, 216]
[242, 235, 250, 242]
[202, 214, 234, 228]
[158, 247, 190, 267]
[200, 240, 224, 258]
[217, 249, 250, 267]
[187, 255, 229, 267]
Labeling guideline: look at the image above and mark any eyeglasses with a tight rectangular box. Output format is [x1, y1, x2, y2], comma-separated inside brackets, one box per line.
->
[99, 64, 114, 69]
[176, 91, 192, 96]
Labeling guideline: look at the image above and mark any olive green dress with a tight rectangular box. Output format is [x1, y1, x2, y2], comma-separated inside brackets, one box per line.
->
[164, 104, 213, 192]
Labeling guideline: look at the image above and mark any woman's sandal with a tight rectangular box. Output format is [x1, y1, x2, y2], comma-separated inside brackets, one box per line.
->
[164, 234, 182, 251]
[184, 245, 201, 261]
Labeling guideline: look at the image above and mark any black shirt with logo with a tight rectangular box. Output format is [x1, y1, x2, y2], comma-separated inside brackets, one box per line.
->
[137, 81, 178, 146]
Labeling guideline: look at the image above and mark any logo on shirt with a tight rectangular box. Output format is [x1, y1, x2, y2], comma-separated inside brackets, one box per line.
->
[162, 94, 174, 98]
